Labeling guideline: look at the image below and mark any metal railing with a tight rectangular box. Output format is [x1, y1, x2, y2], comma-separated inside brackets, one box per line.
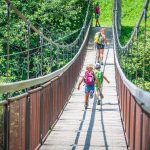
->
[113, 0, 150, 149]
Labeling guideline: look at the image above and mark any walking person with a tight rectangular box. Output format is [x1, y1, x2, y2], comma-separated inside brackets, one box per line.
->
[94, 63, 110, 105]
[95, 2, 100, 27]
[94, 28, 107, 64]
[78, 64, 101, 109]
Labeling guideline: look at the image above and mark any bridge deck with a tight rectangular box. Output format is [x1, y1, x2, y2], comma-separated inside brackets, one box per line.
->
[40, 28, 127, 150]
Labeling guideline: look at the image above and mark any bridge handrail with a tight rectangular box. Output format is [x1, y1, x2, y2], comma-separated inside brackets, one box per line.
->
[113, 0, 150, 114]
[0, 20, 91, 94]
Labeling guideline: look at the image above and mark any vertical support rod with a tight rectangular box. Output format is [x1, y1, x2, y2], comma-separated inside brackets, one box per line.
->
[5, 3, 10, 148]
[126, 46, 129, 79]
[135, 27, 139, 81]
[57, 47, 59, 64]
[82, 27, 85, 42]
[130, 42, 133, 81]
[26, 22, 30, 79]
[6, 2, 10, 81]
[40, 35, 43, 76]
[49, 46, 52, 69]
[67, 48, 69, 62]
[63, 48, 65, 63]
[116, 0, 122, 36]
[5, 5, 11, 144]
[70, 47, 72, 59]
[142, 8, 147, 88]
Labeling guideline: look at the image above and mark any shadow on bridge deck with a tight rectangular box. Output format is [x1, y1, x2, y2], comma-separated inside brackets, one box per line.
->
[71, 97, 110, 150]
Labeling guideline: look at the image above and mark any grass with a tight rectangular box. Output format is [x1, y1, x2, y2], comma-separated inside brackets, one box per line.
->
[93, 0, 113, 27]
[121, 0, 145, 26]
[120, 0, 145, 41]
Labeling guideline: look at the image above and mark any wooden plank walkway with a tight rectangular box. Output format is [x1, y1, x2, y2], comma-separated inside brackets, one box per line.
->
[40, 27, 127, 150]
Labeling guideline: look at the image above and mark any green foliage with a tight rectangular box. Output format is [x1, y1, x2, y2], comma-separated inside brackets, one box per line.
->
[0, 0, 90, 84]
[119, 0, 150, 91]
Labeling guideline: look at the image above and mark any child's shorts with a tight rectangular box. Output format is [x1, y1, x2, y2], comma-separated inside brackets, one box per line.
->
[85, 84, 94, 93]
[95, 13, 100, 19]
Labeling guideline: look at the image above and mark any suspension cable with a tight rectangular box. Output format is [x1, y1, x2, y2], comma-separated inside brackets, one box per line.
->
[5, 0, 91, 49]
[1, 0, 91, 59]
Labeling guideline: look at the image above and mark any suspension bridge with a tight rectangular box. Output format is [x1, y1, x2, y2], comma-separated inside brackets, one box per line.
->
[0, 0, 150, 150]
[40, 27, 127, 150]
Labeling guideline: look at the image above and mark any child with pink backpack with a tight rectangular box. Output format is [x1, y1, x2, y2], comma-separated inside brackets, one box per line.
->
[78, 64, 101, 109]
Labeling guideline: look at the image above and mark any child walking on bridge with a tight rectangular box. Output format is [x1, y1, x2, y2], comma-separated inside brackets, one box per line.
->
[78, 64, 101, 109]
[94, 63, 110, 105]
[94, 28, 107, 64]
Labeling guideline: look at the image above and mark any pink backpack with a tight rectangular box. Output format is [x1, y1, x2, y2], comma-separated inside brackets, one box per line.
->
[84, 70, 95, 85]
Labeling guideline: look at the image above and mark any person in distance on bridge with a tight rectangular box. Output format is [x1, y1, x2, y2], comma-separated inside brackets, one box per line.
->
[78, 64, 101, 109]
[94, 63, 110, 105]
[94, 28, 107, 65]
[95, 2, 100, 27]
